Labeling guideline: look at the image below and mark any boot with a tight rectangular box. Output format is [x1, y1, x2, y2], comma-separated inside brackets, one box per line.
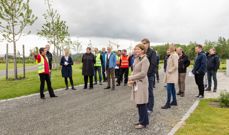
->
[161, 103, 171, 109]
[170, 101, 178, 106]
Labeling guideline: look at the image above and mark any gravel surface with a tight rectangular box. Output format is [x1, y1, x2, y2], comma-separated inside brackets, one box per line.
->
[0, 71, 199, 135]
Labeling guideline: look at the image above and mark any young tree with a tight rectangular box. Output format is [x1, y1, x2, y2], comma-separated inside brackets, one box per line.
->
[37, 0, 70, 57]
[0, 0, 37, 79]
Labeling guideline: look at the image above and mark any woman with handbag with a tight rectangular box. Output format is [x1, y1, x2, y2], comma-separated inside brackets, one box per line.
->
[128, 44, 150, 129]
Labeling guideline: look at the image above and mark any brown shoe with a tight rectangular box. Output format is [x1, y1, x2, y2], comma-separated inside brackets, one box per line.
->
[135, 124, 146, 129]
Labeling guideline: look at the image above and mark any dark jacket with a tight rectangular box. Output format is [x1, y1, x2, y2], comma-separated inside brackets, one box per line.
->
[178, 54, 190, 73]
[164, 55, 170, 72]
[207, 54, 220, 71]
[146, 48, 157, 77]
[192, 51, 207, 75]
[82, 53, 95, 76]
[60, 56, 73, 77]
[46, 51, 52, 70]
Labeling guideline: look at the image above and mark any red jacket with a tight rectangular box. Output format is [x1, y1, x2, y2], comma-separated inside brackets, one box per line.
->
[35, 54, 50, 74]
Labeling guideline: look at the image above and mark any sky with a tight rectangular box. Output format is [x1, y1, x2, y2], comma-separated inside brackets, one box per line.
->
[1, 0, 229, 55]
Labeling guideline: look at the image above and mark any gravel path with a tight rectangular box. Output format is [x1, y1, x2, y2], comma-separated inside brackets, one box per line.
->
[0, 71, 199, 135]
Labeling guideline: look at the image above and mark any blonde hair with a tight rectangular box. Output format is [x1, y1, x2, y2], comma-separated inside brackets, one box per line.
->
[135, 43, 146, 54]
[169, 44, 176, 53]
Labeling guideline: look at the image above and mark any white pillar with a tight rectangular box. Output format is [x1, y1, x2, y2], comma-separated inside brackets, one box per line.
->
[227, 59, 229, 76]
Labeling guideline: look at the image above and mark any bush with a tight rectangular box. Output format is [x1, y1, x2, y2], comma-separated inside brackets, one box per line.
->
[219, 91, 229, 107]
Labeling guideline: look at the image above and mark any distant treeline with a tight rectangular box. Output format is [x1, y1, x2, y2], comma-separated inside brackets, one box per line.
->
[153, 36, 229, 60]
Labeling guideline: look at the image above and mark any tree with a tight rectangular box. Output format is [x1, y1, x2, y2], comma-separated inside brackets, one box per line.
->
[37, 0, 70, 57]
[0, 0, 37, 79]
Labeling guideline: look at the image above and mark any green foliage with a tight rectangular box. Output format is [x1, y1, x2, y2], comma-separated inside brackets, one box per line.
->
[37, 0, 70, 54]
[153, 36, 229, 61]
[219, 91, 229, 107]
[0, 0, 37, 42]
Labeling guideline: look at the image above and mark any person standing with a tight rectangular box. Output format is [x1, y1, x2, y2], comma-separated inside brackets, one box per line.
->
[176, 47, 190, 97]
[192, 44, 207, 98]
[82, 47, 95, 89]
[101, 48, 107, 82]
[141, 38, 157, 114]
[115, 50, 122, 79]
[162, 45, 179, 109]
[206, 48, 220, 92]
[155, 51, 160, 83]
[94, 48, 103, 85]
[60, 49, 76, 90]
[45, 44, 53, 71]
[117, 49, 130, 86]
[33, 48, 57, 99]
[128, 44, 150, 129]
[104, 47, 116, 90]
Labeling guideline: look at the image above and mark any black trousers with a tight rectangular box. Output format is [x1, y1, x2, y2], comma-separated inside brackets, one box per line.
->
[194, 74, 205, 96]
[94, 66, 102, 83]
[117, 68, 129, 84]
[64, 77, 74, 88]
[137, 104, 149, 126]
[39, 74, 55, 98]
[84, 75, 93, 88]
[207, 70, 217, 89]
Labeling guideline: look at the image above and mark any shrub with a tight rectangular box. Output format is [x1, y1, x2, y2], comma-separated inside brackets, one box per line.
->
[219, 91, 229, 108]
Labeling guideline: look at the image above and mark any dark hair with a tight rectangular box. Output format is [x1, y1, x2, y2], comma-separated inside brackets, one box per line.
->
[39, 48, 45, 54]
[118, 50, 122, 52]
[141, 38, 150, 44]
[196, 44, 203, 49]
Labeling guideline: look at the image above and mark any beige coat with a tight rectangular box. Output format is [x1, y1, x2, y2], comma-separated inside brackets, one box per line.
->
[164, 52, 179, 84]
[129, 55, 150, 104]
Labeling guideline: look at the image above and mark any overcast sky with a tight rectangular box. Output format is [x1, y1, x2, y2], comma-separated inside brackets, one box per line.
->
[1, 0, 229, 55]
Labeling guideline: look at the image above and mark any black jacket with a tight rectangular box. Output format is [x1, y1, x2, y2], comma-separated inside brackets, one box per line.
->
[207, 54, 220, 71]
[82, 53, 95, 76]
[178, 54, 190, 73]
[164, 55, 170, 72]
[46, 51, 53, 70]
[192, 51, 207, 75]
[146, 48, 157, 77]
[60, 56, 73, 77]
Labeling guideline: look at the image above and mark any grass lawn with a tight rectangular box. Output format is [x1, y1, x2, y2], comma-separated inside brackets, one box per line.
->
[0, 64, 84, 99]
[0, 63, 35, 70]
[176, 99, 229, 135]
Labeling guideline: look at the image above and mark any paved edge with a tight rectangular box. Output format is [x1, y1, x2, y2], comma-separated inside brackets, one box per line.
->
[167, 99, 200, 135]
[0, 84, 84, 103]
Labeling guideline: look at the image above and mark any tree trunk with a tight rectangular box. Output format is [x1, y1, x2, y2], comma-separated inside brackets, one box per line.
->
[23, 45, 25, 78]
[6, 43, 9, 80]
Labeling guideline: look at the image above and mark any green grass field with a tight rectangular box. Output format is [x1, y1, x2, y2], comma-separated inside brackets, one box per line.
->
[0, 63, 35, 70]
[176, 99, 229, 135]
[0, 64, 84, 99]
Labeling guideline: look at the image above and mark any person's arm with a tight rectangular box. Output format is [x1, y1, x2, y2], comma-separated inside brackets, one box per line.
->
[215, 56, 220, 70]
[168, 55, 178, 73]
[35, 54, 41, 63]
[100, 54, 103, 64]
[49, 53, 53, 70]
[129, 58, 149, 81]
[82, 54, 84, 63]
[69, 56, 73, 65]
[184, 56, 190, 68]
[60, 56, 64, 66]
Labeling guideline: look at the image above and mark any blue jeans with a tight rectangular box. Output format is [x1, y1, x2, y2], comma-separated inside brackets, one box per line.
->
[137, 104, 149, 126]
[147, 76, 154, 111]
[166, 83, 177, 104]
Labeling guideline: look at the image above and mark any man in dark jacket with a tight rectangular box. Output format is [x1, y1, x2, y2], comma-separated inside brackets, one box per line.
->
[141, 38, 157, 114]
[45, 44, 52, 70]
[176, 47, 190, 97]
[206, 48, 220, 92]
[192, 44, 207, 98]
